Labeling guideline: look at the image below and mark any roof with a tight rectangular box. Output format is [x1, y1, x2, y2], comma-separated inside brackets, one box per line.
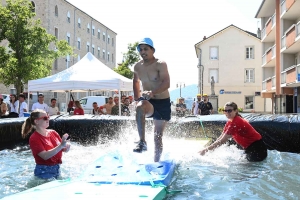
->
[254, 0, 266, 18]
[194, 24, 260, 57]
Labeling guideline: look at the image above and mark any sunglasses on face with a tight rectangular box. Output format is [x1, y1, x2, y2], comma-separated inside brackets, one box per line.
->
[36, 115, 50, 121]
[223, 109, 233, 113]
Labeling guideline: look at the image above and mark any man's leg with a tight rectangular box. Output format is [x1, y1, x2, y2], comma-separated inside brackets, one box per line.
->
[153, 120, 167, 162]
[133, 100, 154, 152]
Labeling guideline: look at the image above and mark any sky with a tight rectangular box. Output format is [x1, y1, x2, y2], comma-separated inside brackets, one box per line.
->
[67, 0, 262, 90]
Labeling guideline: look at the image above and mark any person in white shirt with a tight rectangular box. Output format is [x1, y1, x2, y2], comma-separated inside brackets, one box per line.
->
[32, 94, 49, 113]
[8, 94, 19, 118]
[192, 94, 202, 115]
[48, 98, 60, 116]
[18, 94, 28, 117]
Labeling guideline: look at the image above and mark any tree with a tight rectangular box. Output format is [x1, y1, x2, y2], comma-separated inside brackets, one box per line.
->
[114, 42, 140, 79]
[0, 0, 73, 94]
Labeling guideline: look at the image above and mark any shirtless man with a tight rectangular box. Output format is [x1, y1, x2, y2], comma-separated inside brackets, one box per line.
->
[133, 38, 171, 162]
[99, 97, 114, 115]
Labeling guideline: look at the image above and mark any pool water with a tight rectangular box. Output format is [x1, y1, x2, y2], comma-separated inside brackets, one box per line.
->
[1, 132, 300, 200]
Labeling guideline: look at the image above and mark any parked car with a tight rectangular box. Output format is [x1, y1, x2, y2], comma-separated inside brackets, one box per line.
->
[79, 96, 109, 114]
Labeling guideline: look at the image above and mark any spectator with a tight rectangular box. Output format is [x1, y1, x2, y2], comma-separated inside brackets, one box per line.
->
[111, 96, 120, 115]
[32, 94, 49, 113]
[192, 94, 202, 115]
[21, 109, 71, 179]
[0, 97, 7, 117]
[198, 94, 213, 115]
[48, 98, 60, 116]
[122, 97, 131, 116]
[18, 94, 28, 117]
[99, 97, 114, 115]
[176, 97, 187, 117]
[92, 102, 100, 115]
[67, 101, 74, 113]
[73, 100, 84, 115]
[121, 95, 126, 104]
[8, 94, 19, 118]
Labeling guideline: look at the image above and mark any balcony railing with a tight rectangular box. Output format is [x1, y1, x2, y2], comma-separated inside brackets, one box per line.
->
[281, 0, 286, 15]
[261, 27, 266, 39]
[272, 76, 276, 87]
[271, 13, 276, 28]
[297, 21, 300, 37]
[262, 53, 266, 65]
[298, 64, 300, 74]
[281, 35, 286, 49]
[271, 45, 276, 58]
[281, 71, 286, 84]
[262, 80, 266, 90]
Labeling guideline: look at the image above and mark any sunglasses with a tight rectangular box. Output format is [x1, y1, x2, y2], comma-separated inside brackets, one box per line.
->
[36, 115, 50, 121]
[223, 109, 233, 113]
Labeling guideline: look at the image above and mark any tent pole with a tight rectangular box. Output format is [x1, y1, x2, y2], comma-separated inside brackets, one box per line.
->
[118, 90, 121, 116]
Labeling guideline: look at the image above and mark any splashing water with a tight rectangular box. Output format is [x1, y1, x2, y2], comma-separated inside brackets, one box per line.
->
[1, 129, 300, 200]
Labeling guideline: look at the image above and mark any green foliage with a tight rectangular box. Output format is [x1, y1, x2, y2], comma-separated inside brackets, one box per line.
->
[113, 42, 140, 79]
[0, 0, 73, 94]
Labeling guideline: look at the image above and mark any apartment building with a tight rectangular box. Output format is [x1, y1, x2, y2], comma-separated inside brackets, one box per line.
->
[255, 0, 300, 113]
[0, 0, 117, 107]
[194, 25, 267, 113]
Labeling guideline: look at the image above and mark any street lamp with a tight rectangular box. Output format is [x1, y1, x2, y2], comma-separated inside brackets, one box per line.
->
[196, 47, 204, 99]
[176, 82, 185, 98]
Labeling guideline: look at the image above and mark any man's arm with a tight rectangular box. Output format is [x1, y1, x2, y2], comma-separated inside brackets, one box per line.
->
[151, 62, 170, 95]
[133, 64, 141, 101]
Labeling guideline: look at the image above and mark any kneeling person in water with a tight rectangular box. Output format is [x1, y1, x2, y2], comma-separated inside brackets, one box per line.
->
[199, 102, 267, 162]
[133, 38, 171, 162]
[22, 109, 71, 179]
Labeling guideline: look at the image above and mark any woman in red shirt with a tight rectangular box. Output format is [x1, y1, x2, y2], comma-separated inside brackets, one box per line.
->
[199, 102, 267, 162]
[73, 100, 84, 115]
[21, 109, 71, 179]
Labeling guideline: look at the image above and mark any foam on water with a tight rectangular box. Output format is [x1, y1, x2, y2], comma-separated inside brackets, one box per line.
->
[1, 129, 300, 200]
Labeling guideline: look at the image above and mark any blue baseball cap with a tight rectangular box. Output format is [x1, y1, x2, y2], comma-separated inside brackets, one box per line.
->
[137, 38, 155, 52]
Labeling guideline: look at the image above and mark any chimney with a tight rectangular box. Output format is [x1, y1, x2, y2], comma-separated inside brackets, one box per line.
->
[257, 28, 261, 39]
[203, 36, 206, 40]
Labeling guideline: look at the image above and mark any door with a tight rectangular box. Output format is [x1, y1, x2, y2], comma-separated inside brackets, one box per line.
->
[286, 95, 293, 113]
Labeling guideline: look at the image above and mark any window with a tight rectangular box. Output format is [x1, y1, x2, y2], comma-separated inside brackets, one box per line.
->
[209, 69, 219, 83]
[31, 1, 35, 12]
[78, 18, 81, 28]
[107, 52, 110, 61]
[54, 27, 58, 39]
[77, 38, 81, 50]
[112, 38, 114, 46]
[98, 47, 100, 58]
[246, 46, 254, 59]
[87, 42, 90, 52]
[102, 50, 105, 60]
[107, 35, 110, 44]
[66, 33, 70, 45]
[245, 96, 254, 109]
[92, 26, 95, 36]
[87, 23, 90, 33]
[209, 46, 218, 60]
[54, 59, 58, 69]
[92, 45, 95, 55]
[98, 29, 101, 39]
[77, 55, 80, 62]
[103, 32, 106, 41]
[66, 54, 70, 68]
[55, 5, 58, 16]
[67, 11, 70, 23]
[54, 92, 57, 98]
[245, 69, 254, 83]
[112, 53, 114, 62]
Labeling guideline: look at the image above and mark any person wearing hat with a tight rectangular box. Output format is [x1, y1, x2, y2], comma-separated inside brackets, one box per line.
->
[133, 37, 171, 162]
[176, 97, 186, 117]
[198, 94, 213, 115]
[192, 94, 202, 115]
[32, 94, 49, 113]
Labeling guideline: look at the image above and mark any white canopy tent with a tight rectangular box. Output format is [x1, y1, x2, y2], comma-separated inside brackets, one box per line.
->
[28, 52, 133, 115]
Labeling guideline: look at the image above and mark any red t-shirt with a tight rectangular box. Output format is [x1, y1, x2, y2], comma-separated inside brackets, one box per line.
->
[29, 130, 63, 165]
[223, 116, 262, 149]
[74, 108, 84, 115]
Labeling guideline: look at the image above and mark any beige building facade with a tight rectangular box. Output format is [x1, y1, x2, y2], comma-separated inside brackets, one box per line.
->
[0, 0, 117, 109]
[194, 25, 267, 113]
[255, 0, 300, 114]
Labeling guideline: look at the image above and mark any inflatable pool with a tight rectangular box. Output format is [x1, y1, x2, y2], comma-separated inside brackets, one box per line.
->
[2, 154, 176, 200]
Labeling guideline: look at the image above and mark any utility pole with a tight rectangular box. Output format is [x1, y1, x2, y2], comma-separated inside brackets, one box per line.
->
[176, 82, 185, 98]
[196, 47, 204, 99]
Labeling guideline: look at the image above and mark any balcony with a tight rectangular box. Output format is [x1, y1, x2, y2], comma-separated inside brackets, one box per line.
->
[261, 13, 276, 42]
[262, 77, 274, 92]
[281, 22, 300, 53]
[280, 64, 300, 86]
[262, 44, 276, 67]
[281, 0, 300, 20]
